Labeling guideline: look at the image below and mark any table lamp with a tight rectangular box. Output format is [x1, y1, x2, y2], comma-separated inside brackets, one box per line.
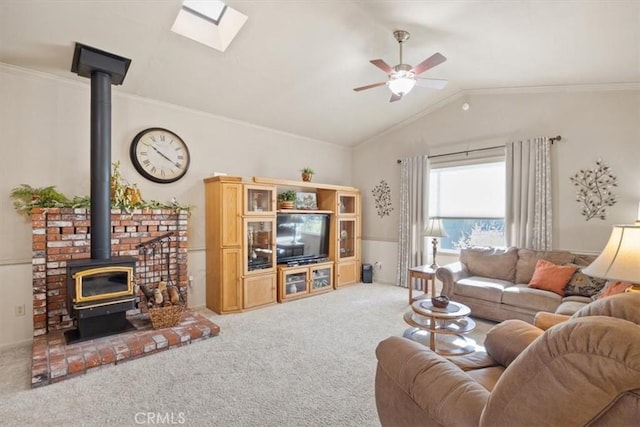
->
[423, 218, 448, 269]
[582, 224, 640, 292]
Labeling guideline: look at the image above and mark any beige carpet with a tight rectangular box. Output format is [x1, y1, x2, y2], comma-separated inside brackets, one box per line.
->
[0, 283, 495, 426]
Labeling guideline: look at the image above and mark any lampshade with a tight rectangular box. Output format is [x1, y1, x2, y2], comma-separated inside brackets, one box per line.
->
[582, 225, 640, 284]
[423, 218, 448, 238]
[387, 72, 416, 96]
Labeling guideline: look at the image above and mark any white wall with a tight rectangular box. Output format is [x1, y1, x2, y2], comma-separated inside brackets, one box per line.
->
[3, 65, 638, 346]
[354, 88, 640, 284]
[0, 64, 352, 347]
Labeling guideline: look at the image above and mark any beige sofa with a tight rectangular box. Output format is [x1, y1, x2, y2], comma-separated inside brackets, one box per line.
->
[375, 292, 640, 426]
[435, 247, 600, 323]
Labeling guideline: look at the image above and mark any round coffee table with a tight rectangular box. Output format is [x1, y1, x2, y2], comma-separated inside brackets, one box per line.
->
[403, 299, 476, 356]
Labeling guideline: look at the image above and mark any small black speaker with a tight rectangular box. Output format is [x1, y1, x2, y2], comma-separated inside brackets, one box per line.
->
[362, 264, 373, 283]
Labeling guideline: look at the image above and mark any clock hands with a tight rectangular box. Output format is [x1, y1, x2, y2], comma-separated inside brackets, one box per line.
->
[148, 143, 181, 169]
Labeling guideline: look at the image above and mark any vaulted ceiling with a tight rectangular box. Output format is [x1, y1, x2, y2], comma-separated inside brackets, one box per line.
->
[1, 1, 639, 146]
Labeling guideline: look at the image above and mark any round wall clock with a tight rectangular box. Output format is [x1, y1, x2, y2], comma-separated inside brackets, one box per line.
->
[130, 128, 191, 183]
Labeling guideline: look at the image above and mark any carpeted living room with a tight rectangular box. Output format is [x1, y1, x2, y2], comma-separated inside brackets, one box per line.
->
[1, 1, 639, 426]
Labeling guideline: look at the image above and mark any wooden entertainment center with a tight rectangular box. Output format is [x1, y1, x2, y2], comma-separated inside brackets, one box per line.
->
[203, 176, 361, 314]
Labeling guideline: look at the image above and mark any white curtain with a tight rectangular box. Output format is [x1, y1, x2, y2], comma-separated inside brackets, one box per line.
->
[505, 138, 552, 250]
[396, 156, 429, 287]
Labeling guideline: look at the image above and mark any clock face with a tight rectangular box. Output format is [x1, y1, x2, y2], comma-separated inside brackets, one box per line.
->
[130, 128, 190, 183]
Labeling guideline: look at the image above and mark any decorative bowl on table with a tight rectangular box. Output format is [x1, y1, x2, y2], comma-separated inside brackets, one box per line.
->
[431, 295, 450, 309]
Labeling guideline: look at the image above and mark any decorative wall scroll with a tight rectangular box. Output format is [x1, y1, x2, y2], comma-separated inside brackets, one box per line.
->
[372, 180, 393, 218]
[569, 159, 617, 221]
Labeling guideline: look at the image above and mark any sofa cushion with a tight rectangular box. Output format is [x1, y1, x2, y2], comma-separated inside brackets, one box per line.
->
[454, 276, 511, 303]
[527, 259, 577, 296]
[502, 284, 562, 312]
[460, 247, 518, 282]
[563, 265, 607, 297]
[555, 300, 589, 316]
[466, 366, 505, 392]
[515, 249, 575, 284]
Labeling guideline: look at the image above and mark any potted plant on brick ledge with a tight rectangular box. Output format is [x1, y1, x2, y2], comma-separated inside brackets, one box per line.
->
[9, 162, 192, 217]
[9, 184, 70, 217]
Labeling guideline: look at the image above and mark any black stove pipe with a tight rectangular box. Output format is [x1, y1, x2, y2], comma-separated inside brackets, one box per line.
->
[71, 43, 131, 260]
[90, 71, 112, 260]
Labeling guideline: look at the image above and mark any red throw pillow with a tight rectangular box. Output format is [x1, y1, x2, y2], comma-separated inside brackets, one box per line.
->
[598, 281, 633, 299]
[528, 259, 577, 296]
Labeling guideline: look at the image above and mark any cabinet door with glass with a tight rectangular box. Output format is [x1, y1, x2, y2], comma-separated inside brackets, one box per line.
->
[279, 267, 309, 301]
[245, 218, 276, 274]
[338, 218, 357, 260]
[310, 263, 333, 293]
[337, 192, 358, 215]
[245, 185, 276, 215]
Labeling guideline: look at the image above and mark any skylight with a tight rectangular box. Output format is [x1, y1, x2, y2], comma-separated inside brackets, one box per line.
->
[182, 0, 226, 25]
[171, 0, 247, 52]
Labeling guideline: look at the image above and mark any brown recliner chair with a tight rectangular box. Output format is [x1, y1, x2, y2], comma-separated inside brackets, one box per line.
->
[375, 292, 640, 426]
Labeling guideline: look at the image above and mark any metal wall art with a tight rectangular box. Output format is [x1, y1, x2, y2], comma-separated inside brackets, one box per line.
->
[569, 159, 617, 221]
[372, 180, 393, 218]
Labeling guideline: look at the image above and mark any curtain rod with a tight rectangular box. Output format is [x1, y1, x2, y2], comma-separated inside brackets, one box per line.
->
[396, 135, 561, 163]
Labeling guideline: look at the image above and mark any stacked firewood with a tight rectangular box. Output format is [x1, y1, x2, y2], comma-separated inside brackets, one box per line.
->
[139, 280, 181, 308]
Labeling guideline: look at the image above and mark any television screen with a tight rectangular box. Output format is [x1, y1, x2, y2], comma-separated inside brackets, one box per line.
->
[276, 213, 330, 264]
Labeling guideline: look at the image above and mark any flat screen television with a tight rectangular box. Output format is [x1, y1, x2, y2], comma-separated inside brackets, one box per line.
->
[276, 213, 330, 265]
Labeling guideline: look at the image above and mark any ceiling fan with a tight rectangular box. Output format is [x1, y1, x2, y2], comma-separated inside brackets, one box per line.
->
[353, 30, 447, 102]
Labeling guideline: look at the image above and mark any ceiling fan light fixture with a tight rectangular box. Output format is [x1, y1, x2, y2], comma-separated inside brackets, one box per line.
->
[353, 30, 447, 101]
[387, 72, 416, 96]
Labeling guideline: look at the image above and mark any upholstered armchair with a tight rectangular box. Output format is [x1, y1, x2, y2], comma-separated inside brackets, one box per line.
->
[375, 292, 640, 426]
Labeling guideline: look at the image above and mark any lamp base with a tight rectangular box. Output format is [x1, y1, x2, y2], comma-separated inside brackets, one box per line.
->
[625, 284, 640, 293]
[430, 238, 440, 271]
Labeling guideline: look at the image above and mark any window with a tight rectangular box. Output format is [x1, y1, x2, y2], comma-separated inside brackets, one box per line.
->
[429, 160, 506, 251]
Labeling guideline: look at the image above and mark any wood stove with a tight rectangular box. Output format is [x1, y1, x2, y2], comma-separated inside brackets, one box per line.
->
[64, 43, 134, 343]
[66, 257, 137, 342]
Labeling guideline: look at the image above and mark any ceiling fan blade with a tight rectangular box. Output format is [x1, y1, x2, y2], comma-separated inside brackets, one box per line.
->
[353, 81, 387, 92]
[390, 93, 402, 103]
[415, 78, 448, 90]
[370, 59, 394, 75]
[411, 52, 447, 76]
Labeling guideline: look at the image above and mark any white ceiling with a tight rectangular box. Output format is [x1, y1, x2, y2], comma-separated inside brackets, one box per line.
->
[1, 1, 639, 147]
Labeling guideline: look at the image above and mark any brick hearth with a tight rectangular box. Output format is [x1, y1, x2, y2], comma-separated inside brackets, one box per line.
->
[32, 310, 220, 387]
[29, 207, 221, 386]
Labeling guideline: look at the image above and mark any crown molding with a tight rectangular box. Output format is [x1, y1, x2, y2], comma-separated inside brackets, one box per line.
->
[353, 81, 640, 150]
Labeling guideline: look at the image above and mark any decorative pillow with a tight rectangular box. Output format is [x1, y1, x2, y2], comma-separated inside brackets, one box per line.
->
[595, 281, 633, 300]
[563, 265, 607, 297]
[527, 259, 577, 296]
[460, 246, 518, 282]
[515, 249, 574, 284]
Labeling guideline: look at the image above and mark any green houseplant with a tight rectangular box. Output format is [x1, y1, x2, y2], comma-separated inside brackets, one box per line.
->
[277, 190, 297, 209]
[9, 162, 192, 218]
[301, 167, 314, 182]
[10, 184, 69, 217]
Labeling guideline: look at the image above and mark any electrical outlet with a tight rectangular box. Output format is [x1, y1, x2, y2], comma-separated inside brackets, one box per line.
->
[374, 261, 383, 270]
[15, 304, 25, 316]
[188, 275, 194, 287]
